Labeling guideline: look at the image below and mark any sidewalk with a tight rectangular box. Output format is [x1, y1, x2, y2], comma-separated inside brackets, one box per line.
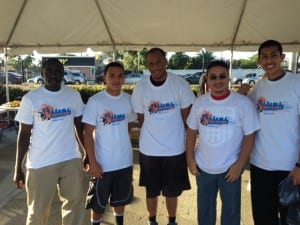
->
[0, 129, 254, 225]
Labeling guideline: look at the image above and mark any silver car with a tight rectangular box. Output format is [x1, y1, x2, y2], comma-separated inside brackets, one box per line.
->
[28, 70, 74, 85]
[71, 71, 86, 84]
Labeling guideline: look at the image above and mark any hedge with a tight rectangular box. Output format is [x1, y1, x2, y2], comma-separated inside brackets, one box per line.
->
[0, 84, 199, 105]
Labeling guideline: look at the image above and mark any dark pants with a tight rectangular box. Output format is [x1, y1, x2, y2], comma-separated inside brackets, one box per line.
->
[250, 164, 289, 225]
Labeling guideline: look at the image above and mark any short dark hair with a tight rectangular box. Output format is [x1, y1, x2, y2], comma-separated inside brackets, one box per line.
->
[146, 48, 166, 58]
[258, 40, 283, 56]
[206, 60, 229, 73]
[104, 62, 124, 75]
[41, 58, 64, 76]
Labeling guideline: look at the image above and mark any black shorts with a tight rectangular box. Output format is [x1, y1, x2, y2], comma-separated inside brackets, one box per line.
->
[85, 166, 133, 214]
[139, 152, 191, 198]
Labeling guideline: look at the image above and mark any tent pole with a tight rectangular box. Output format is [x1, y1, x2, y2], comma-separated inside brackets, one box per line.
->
[229, 48, 233, 89]
[4, 47, 9, 103]
[112, 51, 115, 61]
[290, 52, 298, 73]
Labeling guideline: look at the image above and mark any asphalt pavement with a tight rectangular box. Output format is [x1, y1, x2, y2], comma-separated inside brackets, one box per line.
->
[0, 129, 254, 225]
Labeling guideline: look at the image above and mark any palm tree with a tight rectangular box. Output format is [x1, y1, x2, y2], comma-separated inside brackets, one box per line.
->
[198, 49, 215, 72]
[189, 49, 215, 70]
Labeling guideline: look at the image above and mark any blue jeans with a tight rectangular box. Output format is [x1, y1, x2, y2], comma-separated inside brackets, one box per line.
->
[196, 169, 241, 225]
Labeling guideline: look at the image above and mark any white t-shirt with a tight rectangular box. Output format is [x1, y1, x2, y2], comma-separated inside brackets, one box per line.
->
[82, 90, 136, 172]
[15, 85, 84, 169]
[187, 91, 260, 174]
[248, 72, 300, 171]
[131, 73, 195, 156]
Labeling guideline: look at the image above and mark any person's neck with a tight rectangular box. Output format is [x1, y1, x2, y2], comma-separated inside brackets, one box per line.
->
[267, 69, 286, 81]
[150, 74, 167, 86]
[45, 85, 61, 92]
[106, 89, 121, 96]
[211, 90, 230, 100]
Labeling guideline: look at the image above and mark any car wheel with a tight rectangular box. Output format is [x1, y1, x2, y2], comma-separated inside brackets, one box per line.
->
[249, 80, 255, 85]
[237, 80, 242, 85]
[74, 80, 80, 85]
[37, 79, 44, 84]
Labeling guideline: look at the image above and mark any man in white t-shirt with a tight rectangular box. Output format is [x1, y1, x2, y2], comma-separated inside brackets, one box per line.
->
[82, 62, 136, 225]
[131, 48, 195, 225]
[14, 59, 86, 225]
[186, 60, 260, 225]
[239, 40, 300, 225]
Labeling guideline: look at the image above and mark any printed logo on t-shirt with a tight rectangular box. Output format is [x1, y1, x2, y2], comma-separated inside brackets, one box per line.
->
[200, 110, 229, 126]
[100, 110, 125, 125]
[148, 101, 175, 114]
[38, 104, 71, 120]
[257, 96, 285, 113]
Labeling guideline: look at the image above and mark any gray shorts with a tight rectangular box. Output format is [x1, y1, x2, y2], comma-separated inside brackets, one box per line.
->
[85, 166, 133, 213]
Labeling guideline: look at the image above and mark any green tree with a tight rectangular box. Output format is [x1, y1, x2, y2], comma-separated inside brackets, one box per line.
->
[122, 51, 138, 71]
[7, 54, 38, 76]
[239, 54, 258, 69]
[95, 51, 124, 74]
[189, 49, 216, 70]
[122, 49, 147, 72]
[138, 48, 148, 71]
[168, 52, 190, 69]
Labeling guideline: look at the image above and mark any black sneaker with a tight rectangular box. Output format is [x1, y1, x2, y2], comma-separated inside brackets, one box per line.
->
[148, 221, 158, 225]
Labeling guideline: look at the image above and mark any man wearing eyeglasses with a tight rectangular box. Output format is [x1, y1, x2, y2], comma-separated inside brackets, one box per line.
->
[185, 60, 260, 225]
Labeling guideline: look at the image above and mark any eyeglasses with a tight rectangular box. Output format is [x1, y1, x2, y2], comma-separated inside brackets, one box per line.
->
[208, 74, 227, 80]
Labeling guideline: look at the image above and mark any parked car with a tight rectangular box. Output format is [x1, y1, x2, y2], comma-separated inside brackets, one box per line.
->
[124, 72, 145, 84]
[26, 75, 44, 84]
[71, 71, 86, 84]
[242, 73, 262, 85]
[231, 77, 243, 85]
[184, 72, 203, 84]
[27, 70, 74, 85]
[0, 72, 24, 84]
[95, 73, 104, 84]
[95, 70, 133, 84]
[63, 70, 75, 84]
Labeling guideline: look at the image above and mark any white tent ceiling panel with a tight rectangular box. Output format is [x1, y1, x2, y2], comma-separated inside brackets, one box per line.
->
[1, 0, 300, 54]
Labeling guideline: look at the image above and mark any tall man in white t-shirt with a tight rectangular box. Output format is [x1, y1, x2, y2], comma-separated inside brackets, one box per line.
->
[14, 59, 86, 225]
[131, 48, 195, 225]
[239, 40, 300, 225]
[186, 60, 260, 225]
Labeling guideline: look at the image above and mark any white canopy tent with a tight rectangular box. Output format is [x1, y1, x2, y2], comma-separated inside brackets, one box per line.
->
[1, 0, 300, 54]
[1, 0, 300, 101]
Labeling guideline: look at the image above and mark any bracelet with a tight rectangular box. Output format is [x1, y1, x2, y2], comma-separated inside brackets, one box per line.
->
[296, 162, 300, 168]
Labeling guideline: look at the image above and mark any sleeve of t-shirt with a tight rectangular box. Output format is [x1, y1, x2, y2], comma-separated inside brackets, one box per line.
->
[73, 91, 84, 117]
[292, 75, 300, 116]
[186, 99, 200, 130]
[128, 110, 137, 123]
[241, 97, 260, 135]
[128, 101, 138, 122]
[82, 97, 98, 126]
[180, 80, 196, 109]
[14, 94, 34, 125]
[247, 85, 257, 105]
[131, 84, 144, 114]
